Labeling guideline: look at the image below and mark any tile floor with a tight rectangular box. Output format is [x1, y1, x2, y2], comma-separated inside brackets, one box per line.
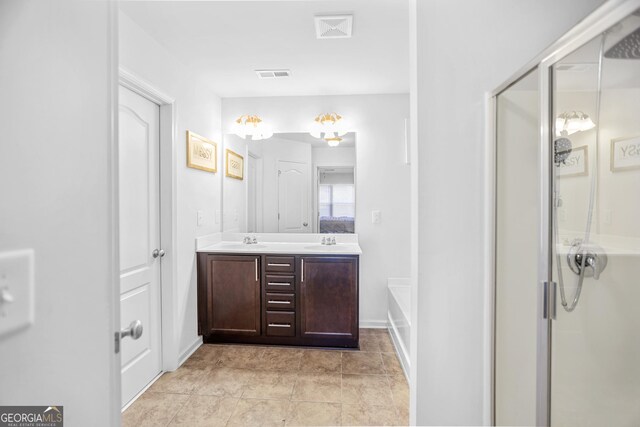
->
[123, 328, 409, 426]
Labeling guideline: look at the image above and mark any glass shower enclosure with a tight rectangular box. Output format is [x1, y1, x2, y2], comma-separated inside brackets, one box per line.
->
[494, 2, 640, 426]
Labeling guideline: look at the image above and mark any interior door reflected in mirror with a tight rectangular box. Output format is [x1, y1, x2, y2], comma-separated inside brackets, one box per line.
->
[222, 132, 356, 234]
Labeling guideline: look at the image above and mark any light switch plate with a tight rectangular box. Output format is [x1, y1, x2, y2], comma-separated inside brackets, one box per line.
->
[372, 210, 381, 224]
[197, 210, 204, 227]
[0, 249, 35, 337]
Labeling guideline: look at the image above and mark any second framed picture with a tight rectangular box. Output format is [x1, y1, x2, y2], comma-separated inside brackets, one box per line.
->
[225, 149, 244, 180]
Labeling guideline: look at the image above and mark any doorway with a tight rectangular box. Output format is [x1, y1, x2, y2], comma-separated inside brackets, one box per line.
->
[277, 160, 311, 233]
[118, 86, 163, 408]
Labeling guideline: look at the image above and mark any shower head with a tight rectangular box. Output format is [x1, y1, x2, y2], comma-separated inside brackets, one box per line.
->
[604, 26, 640, 59]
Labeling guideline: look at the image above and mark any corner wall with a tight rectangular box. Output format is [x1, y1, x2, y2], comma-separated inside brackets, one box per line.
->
[222, 94, 410, 326]
[410, 0, 606, 424]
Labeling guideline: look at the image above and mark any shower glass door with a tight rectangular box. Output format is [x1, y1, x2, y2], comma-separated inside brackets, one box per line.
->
[550, 9, 640, 426]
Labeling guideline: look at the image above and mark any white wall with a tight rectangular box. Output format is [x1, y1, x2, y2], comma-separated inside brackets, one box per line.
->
[409, 0, 606, 425]
[223, 94, 410, 326]
[0, 1, 118, 425]
[312, 146, 356, 166]
[119, 11, 223, 362]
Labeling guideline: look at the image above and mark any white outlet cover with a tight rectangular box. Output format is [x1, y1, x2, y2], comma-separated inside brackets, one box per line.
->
[372, 210, 382, 224]
[0, 249, 35, 337]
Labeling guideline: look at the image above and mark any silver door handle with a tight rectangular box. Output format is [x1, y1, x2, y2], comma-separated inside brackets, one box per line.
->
[120, 320, 143, 340]
[268, 300, 291, 304]
[152, 249, 165, 258]
[255, 259, 259, 282]
[268, 263, 290, 267]
[303, 222, 308, 227]
[301, 259, 304, 283]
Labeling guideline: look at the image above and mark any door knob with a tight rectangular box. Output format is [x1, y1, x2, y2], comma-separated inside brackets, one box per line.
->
[303, 222, 308, 227]
[120, 320, 143, 340]
[152, 249, 165, 258]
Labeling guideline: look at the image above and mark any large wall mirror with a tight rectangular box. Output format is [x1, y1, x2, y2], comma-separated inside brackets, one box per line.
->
[222, 132, 356, 234]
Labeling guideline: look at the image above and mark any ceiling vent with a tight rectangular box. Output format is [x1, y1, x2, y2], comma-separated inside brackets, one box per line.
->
[255, 69, 291, 79]
[315, 15, 353, 39]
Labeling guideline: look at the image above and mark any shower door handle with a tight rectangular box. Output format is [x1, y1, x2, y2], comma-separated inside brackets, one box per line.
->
[542, 281, 557, 320]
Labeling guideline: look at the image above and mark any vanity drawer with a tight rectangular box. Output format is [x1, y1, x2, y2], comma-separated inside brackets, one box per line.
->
[265, 292, 295, 310]
[265, 274, 295, 292]
[265, 256, 295, 273]
[266, 311, 295, 337]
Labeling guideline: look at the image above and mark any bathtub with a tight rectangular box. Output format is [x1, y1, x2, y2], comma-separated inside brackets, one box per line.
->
[387, 278, 410, 379]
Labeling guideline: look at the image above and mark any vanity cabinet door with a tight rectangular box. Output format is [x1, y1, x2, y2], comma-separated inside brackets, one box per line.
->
[204, 254, 261, 336]
[299, 256, 358, 342]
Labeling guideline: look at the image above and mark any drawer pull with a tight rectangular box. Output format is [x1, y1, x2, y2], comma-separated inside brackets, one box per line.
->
[268, 282, 290, 286]
[268, 323, 291, 328]
[268, 300, 291, 304]
[268, 263, 291, 267]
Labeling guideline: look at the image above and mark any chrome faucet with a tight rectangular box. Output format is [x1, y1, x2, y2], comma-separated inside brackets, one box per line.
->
[243, 236, 259, 245]
[321, 236, 336, 245]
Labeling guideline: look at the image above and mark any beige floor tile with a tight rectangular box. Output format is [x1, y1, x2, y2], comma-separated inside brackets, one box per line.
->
[149, 365, 208, 394]
[285, 401, 342, 426]
[387, 375, 409, 410]
[341, 403, 400, 426]
[291, 373, 342, 403]
[122, 391, 189, 427]
[227, 398, 289, 427]
[342, 374, 394, 406]
[217, 345, 265, 369]
[259, 347, 304, 371]
[342, 351, 385, 375]
[182, 344, 224, 368]
[358, 334, 382, 352]
[395, 403, 410, 426]
[381, 353, 404, 376]
[194, 367, 254, 398]
[242, 370, 297, 400]
[169, 395, 238, 426]
[375, 334, 396, 353]
[359, 328, 388, 336]
[299, 350, 342, 374]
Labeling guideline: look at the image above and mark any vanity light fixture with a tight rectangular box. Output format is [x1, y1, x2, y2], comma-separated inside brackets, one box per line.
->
[309, 112, 347, 140]
[555, 111, 595, 136]
[325, 137, 342, 147]
[232, 114, 273, 140]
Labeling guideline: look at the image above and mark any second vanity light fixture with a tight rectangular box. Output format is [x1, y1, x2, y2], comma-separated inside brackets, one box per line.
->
[555, 111, 596, 136]
[310, 112, 347, 147]
[232, 114, 274, 140]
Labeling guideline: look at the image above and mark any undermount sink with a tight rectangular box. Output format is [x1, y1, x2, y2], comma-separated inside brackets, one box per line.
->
[217, 243, 268, 250]
[304, 245, 346, 250]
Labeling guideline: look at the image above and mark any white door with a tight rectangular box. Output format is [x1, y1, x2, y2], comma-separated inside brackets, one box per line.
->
[118, 86, 163, 407]
[278, 160, 310, 233]
[247, 155, 258, 233]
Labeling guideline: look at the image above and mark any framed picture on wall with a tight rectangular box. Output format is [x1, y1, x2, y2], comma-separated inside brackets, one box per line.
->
[556, 145, 588, 178]
[225, 149, 244, 180]
[610, 135, 640, 172]
[186, 131, 217, 173]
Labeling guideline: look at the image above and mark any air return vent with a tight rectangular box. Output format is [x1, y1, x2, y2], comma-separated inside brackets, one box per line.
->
[255, 69, 291, 79]
[314, 15, 353, 39]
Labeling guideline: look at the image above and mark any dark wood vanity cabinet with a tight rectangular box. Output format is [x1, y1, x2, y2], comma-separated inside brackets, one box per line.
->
[197, 254, 261, 337]
[300, 256, 358, 342]
[197, 252, 358, 348]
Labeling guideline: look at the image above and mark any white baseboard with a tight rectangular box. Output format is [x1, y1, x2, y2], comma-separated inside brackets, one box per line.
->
[178, 336, 203, 368]
[388, 314, 410, 381]
[360, 319, 388, 329]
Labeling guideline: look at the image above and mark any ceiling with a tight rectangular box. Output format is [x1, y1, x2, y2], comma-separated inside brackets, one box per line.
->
[119, 0, 410, 98]
[275, 132, 355, 147]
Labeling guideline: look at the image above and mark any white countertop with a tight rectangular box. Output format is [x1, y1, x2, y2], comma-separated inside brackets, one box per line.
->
[196, 233, 362, 255]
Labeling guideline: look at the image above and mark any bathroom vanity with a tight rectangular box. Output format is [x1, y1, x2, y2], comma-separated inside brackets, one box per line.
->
[196, 237, 361, 348]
